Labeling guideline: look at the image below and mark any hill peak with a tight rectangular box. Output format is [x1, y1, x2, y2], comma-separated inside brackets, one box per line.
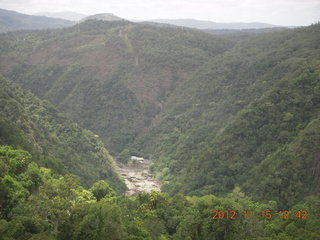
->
[82, 13, 123, 22]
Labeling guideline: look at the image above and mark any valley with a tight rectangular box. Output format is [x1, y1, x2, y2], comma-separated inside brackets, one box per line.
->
[118, 157, 161, 196]
[0, 10, 319, 239]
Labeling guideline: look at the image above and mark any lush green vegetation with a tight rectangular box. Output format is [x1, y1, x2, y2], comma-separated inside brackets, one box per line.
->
[0, 20, 234, 153]
[132, 24, 320, 208]
[1, 19, 320, 239]
[0, 75, 125, 191]
[1, 145, 319, 239]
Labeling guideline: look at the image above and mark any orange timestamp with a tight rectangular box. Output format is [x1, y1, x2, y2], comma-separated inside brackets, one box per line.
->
[211, 210, 308, 220]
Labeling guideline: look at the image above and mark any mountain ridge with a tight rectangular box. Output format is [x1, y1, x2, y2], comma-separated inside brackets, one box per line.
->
[0, 19, 234, 153]
[0, 20, 319, 208]
[0, 8, 74, 33]
[34, 11, 87, 21]
[149, 18, 281, 29]
[82, 13, 123, 22]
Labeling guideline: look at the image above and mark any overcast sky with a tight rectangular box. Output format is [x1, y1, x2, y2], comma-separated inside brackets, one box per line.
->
[0, 0, 319, 26]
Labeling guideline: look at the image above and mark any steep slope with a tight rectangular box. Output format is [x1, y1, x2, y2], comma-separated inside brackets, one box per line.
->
[134, 24, 320, 206]
[0, 8, 74, 33]
[1, 18, 319, 208]
[245, 116, 320, 208]
[0, 20, 234, 153]
[0, 75, 125, 191]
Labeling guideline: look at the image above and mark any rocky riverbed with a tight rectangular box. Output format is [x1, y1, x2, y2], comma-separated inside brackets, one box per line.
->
[118, 158, 161, 196]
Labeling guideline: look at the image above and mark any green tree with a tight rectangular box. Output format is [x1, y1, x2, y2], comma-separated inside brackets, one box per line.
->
[64, 202, 126, 240]
[90, 180, 115, 201]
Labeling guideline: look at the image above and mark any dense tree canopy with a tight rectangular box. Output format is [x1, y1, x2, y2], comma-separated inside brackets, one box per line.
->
[0, 75, 125, 191]
[0, 20, 319, 239]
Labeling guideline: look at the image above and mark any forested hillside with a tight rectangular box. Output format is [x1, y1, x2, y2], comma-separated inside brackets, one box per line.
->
[0, 75, 125, 191]
[134, 24, 320, 207]
[0, 15, 320, 239]
[0, 8, 73, 33]
[0, 19, 234, 153]
[1, 145, 319, 239]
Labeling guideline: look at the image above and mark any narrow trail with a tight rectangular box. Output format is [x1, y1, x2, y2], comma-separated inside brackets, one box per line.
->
[118, 158, 161, 196]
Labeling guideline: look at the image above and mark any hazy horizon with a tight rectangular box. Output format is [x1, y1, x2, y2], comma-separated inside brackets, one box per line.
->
[0, 0, 319, 26]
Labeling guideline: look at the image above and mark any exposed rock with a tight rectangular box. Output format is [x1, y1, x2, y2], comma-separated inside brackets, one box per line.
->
[118, 160, 161, 196]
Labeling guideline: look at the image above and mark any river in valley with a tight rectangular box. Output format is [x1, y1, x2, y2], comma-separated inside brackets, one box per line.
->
[118, 157, 161, 196]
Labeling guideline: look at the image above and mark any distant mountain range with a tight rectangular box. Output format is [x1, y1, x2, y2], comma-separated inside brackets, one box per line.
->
[35, 11, 87, 21]
[35, 11, 123, 22]
[0, 8, 284, 34]
[149, 18, 281, 29]
[0, 8, 74, 33]
[0, 9, 126, 33]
